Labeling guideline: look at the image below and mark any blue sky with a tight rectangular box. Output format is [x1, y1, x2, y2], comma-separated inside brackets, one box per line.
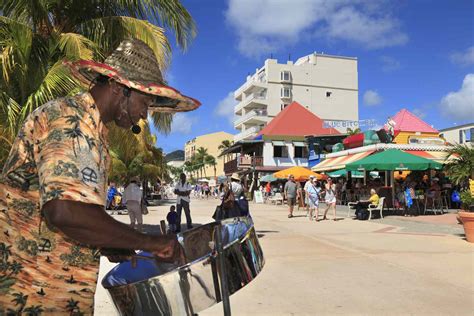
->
[151, 0, 474, 153]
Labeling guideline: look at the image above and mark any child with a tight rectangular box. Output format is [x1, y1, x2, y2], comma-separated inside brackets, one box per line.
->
[166, 205, 178, 233]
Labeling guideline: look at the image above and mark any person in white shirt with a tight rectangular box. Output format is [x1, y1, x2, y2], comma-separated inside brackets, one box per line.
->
[304, 175, 315, 217]
[123, 177, 143, 231]
[174, 173, 193, 233]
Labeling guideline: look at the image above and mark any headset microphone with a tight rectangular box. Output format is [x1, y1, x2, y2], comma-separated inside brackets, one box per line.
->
[123, 88, 141, 134]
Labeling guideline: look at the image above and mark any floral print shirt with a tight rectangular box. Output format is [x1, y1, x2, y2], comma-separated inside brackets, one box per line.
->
[0, 93, 110, 315]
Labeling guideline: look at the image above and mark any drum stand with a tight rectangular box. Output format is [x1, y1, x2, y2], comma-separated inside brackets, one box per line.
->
[216, 223, 232, 316]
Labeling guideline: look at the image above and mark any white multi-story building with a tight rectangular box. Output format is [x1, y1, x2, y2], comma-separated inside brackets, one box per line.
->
[440, 123, 474, 145]
[233, 52, 358, 142]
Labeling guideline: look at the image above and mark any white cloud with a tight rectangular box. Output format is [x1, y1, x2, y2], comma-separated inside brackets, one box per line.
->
[380, 55, 401, 72]
[363, 90, 382, 106]
[215, 92, 237, 125]
[171, 113, 197, 134]
[450, 46, 474, 66]
[225, 0, 408, 58]
[440, 74, 474, 121]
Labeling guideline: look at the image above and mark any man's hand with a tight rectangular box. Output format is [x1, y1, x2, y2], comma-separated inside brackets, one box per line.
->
[150, 235, 186, 265]
[101, 248, 136, 263]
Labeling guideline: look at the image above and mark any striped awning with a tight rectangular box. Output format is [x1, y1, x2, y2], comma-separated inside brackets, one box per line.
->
[312, 151, 374, 172]
[405, 150, 456, 163]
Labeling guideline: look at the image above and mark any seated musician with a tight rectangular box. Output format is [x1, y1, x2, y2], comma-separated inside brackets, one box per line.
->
[354, 189, 380, 218]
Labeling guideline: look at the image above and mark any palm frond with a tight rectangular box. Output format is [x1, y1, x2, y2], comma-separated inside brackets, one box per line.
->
[21, 61, 79, 117]
[136, 0, 196, 50]
[150, 112, 173, 135]
[0, 16, 33, 83]
[0, 92, 21, 139]
[78, 16, 171, 68]
[103, 0, 196, 50]
[57, 33, 99, 60]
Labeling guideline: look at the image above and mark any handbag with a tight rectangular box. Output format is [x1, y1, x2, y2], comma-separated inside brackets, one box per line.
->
[141, 199, 149, 215]
[222, 190, 235, 210]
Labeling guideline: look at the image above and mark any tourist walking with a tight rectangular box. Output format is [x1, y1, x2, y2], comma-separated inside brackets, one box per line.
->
[304, 176, 314, 216]
[322, 178, 337, 220]
[174, 173, 193, 232]
[306, 177, 321, 221]
[284, 175, 299, 218]
[230, 173, 249, 216]
[123, 177, 143, 231]
[0, 38, 195, 313]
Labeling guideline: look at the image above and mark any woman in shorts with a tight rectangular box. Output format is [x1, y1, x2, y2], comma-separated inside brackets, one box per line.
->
[322, 178, 337, 221]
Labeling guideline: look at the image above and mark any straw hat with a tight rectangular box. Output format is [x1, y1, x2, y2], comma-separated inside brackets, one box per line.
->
[231, 173, 240, 181]
[65, 38, 200, 113]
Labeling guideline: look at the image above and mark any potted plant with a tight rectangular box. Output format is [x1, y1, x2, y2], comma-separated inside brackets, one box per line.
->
[458, 190, 474, 242]
[444, 144, 474, 242]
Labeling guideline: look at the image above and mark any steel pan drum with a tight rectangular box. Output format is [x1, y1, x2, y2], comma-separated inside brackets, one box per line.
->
[102, 217, 265, 315]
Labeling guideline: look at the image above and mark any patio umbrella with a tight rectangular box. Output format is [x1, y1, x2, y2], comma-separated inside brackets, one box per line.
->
[274, 166, 327, 182]
[217, 175, 227, 184]
[259, 174, 278, 183]
[346, 149, 443, 171]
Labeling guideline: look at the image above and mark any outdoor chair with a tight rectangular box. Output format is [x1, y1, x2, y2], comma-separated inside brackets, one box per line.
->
[347, 201, 358, 218]
[269, 192, 284, 205]
[424, 191, 443, 215]
[367, 197, 385, 220]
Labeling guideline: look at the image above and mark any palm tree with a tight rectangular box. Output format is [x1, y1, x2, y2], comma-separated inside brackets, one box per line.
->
[444, 144, 474, 186]
[0, 0, 196, 166]
[195, 147, 208, 178]
[11, 292, 28, 307]
[23, 305, 44, 315]
[218, 140, 233, 157]
[205, 155, 217, 177]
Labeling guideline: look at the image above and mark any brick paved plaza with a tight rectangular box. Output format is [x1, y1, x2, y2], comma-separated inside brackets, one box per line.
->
[95, 198, 473, 315]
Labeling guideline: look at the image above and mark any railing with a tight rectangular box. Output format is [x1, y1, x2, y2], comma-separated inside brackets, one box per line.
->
[224, 156, 264, 174]
[234, 92, 267, 114]
[234, 109, 268, 127]
[224, 159, 238, 174]
[234, 126, 263, 142]
[234, 75, 267, 98]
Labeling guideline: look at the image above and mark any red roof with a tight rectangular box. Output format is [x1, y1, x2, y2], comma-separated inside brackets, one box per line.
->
[258, 102, 340, 137]
[389, 109, 438, 133]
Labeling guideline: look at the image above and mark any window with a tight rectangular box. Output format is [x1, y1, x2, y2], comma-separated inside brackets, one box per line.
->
[294, 146, 308, 158]
[272, 141, 288, 158]
[326, 91, 332, 97]
[280, 71, 291, 82]
[273, 146, 288, 158]
[281, 87, 291, 98]
[280, 103, 289, 110]
[459, 130, 464, 143]
[293, 142, 308, 158]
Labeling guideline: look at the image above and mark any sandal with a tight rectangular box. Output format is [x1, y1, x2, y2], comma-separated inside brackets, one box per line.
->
[288, 214, 293, 218]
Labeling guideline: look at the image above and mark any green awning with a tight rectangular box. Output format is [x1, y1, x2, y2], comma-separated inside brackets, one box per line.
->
[293, 141, 305, 147]
[346, 149, 443, 171]
[272, 141, 285, 146]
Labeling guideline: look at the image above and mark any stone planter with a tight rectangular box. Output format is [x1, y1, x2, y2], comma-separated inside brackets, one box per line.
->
[458, 211, 474, 243]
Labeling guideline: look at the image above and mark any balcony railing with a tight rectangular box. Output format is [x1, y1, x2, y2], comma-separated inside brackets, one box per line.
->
[224, 156, 264, 174]
[234, 75, 267, 99]
[234, 92, 267, 114]
[234, 125, 263, 142]
[234, 109, 268, 127]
